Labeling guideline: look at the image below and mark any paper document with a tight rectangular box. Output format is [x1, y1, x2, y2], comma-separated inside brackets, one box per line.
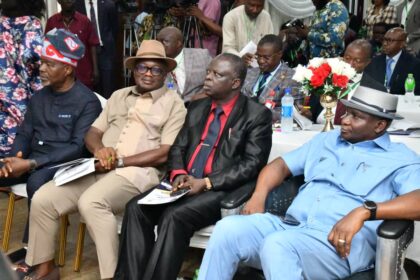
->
[388, 120, 420, 135]
[239, 41, 258, 68]
[293, 107, 313, 130]
[53, 158, 95, 186]
[138, 182, 190, 205]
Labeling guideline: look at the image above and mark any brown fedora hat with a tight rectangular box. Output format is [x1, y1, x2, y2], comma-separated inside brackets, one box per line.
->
[124, 40, 177, 72]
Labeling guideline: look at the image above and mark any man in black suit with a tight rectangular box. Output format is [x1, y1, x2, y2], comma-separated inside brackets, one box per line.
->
[75, 0, 118, 98]
[364, 27, 420, 95]
[114, 53, 273, 280]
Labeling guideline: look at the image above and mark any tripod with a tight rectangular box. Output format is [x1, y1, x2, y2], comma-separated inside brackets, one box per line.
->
[182, 14, 203, 48]
[123, 14, 139, 87]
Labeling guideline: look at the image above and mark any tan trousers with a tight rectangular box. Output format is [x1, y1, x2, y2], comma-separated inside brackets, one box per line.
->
[25, 170, 159, 279]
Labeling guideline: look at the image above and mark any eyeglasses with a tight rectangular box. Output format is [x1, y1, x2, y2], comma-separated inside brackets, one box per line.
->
[382, 38, 405, 43]
[255, 53, 278, 61]
[134, 64, 164, 76]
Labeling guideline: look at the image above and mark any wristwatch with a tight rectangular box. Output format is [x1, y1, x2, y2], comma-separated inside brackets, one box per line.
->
[363, 200, 377, 220]
[29, 159, 37, 172]
[204, 177, 212, 191]
[116, 158, 124, 168]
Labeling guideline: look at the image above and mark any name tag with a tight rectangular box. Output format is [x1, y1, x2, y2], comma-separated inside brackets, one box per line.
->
[58, 114, 72, 119]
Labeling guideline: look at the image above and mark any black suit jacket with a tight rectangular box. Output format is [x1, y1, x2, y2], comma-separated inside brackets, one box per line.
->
[75, 0, 118, 55]
[168, 94, 272, 191]
[364, 50, 420, 95]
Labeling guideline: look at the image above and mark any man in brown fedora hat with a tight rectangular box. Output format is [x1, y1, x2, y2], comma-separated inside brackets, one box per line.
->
[24, 40, 187, 279]
[198, 85, 420, 279]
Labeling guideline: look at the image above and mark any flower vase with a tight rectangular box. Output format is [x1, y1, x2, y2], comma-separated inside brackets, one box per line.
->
[320, 93, 338, 132]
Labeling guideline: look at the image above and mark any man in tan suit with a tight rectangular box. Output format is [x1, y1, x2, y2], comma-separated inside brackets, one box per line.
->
[24, 40, 187, 279]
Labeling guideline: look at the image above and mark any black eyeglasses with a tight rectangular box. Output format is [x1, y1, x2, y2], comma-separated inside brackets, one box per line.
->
[255, 53, 279, 61]
[383, 38, 405, 43]
[134, 64, 165, 76]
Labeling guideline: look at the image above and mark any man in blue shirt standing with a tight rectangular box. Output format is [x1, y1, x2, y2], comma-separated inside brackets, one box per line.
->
[198, 86, 420, 280]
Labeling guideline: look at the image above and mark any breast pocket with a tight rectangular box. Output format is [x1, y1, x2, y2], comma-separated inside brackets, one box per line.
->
[50, 114, 75, 142]
[221, 130, 245, 159]
[339, 162, 384, 197]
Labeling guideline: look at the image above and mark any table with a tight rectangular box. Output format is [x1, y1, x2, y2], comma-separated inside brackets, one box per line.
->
[269, 125, 420, 162]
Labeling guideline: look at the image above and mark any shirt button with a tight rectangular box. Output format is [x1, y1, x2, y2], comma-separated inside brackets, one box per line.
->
[341, 163, 345, 166]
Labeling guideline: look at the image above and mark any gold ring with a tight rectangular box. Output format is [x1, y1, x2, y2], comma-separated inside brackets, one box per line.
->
[338, 239, 346, 244]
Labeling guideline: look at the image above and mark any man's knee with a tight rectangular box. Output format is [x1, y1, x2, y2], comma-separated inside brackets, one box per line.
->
[260, 232, 295, 263]
[31, 184, 55, 214]
[78, 193, 98, 219]
[211, 216, 246, 243]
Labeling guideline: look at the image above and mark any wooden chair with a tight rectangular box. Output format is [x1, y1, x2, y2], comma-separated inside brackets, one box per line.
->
[1, 184, 69, 266]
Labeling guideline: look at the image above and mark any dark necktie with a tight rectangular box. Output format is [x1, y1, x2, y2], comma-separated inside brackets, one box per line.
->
[89, 0, 100, 38]
[190, 107, 224, 178]
[385, 58, 394, 88]
[256, 72, 270, 97]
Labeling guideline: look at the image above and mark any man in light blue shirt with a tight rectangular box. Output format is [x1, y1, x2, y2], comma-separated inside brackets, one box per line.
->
[198, 86, 420, 280]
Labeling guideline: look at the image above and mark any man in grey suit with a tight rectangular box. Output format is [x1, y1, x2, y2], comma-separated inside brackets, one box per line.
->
[242, 34, 301, 106]
[397, 0, 420, 56]
[157, 26, 213, 104]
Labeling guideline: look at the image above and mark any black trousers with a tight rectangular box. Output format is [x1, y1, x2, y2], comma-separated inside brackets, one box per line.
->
[114, 189, 227, 280]
[0, 167, 58, 243]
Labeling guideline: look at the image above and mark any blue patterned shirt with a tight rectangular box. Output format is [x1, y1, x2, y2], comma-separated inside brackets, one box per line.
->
[308, 0, 349, 58]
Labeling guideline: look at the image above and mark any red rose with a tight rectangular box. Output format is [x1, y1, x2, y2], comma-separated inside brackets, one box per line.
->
[310, 72, 325, 88]
[317, 63, 331, 79]
[332, 74, 349, 88]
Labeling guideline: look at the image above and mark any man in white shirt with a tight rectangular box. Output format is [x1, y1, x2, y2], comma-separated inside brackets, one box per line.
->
[222, 0, 273, 65]
[157, 26, 213, 103]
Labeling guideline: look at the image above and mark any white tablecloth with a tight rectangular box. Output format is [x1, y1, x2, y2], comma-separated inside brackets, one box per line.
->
[269, 125, 420, 161]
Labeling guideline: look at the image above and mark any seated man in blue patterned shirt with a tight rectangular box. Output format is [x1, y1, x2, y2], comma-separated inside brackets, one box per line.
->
[296, 0, 349, 58]
[198, 85, 420, 280]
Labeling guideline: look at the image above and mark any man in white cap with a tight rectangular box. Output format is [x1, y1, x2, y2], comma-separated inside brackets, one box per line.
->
[198, 86, 420, 279]
[0, 28, 101, 246]
[24, 40, 187, 279]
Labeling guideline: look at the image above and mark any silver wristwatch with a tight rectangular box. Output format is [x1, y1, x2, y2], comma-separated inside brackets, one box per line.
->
[117, 158, 124, 168]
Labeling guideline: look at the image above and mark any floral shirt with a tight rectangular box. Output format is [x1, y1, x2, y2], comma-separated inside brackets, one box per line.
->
[0, 16, 43, 157]
[307, 0, 349, 58]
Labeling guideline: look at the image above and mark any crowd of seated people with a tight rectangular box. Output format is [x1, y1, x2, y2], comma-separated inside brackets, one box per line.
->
[1, 0, 420, 279]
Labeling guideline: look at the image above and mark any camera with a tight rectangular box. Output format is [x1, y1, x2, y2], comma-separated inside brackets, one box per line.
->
[172, 0, 199, 7]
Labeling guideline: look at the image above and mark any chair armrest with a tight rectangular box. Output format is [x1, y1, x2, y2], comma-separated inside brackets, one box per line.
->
[377, 220, 414, 239]
[220, 180, 256, 217]
[375, 220, 414, 280]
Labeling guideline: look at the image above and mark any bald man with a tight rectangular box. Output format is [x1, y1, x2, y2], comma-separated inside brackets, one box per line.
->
[157, 26, 213, 103]
[364, 27, 420, 95]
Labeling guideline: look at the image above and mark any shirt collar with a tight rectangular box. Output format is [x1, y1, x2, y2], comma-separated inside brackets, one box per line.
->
[174, 49, 184, 67]
[131, 85, 167, 102]
[210, 94, 240, 116]
[337, 130, 391, 151]
[57, 11, 81, 22]
[387, 50, 402, 62]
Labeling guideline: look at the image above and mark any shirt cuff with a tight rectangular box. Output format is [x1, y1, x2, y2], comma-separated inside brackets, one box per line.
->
[170, 169, 188, 182]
